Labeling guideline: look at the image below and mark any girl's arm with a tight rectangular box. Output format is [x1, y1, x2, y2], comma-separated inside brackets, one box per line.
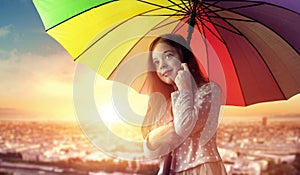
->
[172, 82, 221, 138]
[143, 122, 181, 159]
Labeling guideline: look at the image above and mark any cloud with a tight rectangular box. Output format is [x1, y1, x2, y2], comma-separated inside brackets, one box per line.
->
[0, 25, 13, 38]
[0, 50, 77, 119]
[0, 50, 75, 86]
[0, 107, 28, 117]
[0, 48, 17, 60]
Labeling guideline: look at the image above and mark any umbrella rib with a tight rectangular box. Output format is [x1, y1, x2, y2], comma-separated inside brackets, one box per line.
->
[201, 0, 223, 11]
[203, 5, 253, 44]
[137, 0, 187, 14]
[45, 0, 118, 32]
[74, 7, 177, 61]
[107, 16, 180, 80]
[195, 8, 204, 35]
[212, 0, 300, 15]
[172, 16, 190, 34]
[203, 1, 264, 14]
[202, 7, 249, 104]
[141, 13, 186, 17]
[188, 0, 193, 10]
[196, 6, 226, 40]
[204, 5, 287, 103]
[199, 16, 244, 36]
[74, 21, 128, 61]
[202, 3, 250, 26]
[202, 15, 255, 23]
[197, 19, 210, 83]
[152, 15, 188, 31]
[141, 14, 186, 17]
[168, 0, 189, 13]
[203, 4, 259, 49]
[197, 17, 225, 44]
[180, 0, 191, 12]
[203, 1, 300, 55]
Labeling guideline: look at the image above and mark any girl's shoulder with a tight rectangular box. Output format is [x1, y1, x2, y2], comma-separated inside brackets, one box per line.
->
[198, 81, 221, 91]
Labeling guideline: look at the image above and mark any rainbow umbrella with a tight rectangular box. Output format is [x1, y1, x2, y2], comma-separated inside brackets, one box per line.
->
[33, 0, 300, 106]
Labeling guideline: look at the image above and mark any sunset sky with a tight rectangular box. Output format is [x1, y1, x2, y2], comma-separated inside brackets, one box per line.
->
[0, 0, 299, 122]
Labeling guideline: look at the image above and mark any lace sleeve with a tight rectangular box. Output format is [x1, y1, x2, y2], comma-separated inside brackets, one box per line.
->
[191, 83, 221, 136]
[171, 82, 221, 138]
[143, 134, 171, 159]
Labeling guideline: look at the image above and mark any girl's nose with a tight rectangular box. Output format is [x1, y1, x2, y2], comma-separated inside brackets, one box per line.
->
[159, 60, 167, 70]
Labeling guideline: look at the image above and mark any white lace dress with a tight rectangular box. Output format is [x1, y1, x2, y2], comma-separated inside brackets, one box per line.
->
[144, 82, 227, 175]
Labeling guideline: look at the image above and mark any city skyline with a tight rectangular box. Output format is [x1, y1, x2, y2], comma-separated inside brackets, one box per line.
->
[1, 119, 299, 174]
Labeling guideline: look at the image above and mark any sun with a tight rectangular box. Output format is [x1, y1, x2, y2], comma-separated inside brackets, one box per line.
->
[94, 76, 148, 125]
[97, 104, 122, 124]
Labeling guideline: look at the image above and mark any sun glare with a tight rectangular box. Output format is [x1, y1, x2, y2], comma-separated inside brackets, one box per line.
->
[98, 104, 122, 123]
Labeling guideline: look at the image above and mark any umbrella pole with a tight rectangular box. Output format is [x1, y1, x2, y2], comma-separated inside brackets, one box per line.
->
[187, 0, 201, 46]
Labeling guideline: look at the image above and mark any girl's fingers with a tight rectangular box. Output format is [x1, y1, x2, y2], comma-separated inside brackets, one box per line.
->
[181, 63, 190, 73]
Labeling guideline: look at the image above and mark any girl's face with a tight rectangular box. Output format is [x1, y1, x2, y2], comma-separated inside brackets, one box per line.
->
[151, 42, 182, 86]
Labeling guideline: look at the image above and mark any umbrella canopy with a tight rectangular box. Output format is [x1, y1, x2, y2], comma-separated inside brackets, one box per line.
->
[33, 0, 300, 106]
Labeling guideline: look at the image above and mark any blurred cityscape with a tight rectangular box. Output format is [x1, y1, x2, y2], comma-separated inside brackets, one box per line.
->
[217, 117, 300, 175]
[0, 116, 300, 175]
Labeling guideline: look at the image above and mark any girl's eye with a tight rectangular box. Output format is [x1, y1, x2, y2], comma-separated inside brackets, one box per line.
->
[153, 60, 159, 65]
[165, 54, 172, 59]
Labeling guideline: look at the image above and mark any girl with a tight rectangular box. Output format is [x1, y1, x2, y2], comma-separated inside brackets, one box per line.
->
[142, 34, 227, 175]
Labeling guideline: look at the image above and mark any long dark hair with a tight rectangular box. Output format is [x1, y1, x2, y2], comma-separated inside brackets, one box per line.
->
[142, 33, 208, 138]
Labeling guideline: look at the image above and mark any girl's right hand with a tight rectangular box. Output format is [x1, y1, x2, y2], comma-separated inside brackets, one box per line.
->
[174, 63, 193, 91]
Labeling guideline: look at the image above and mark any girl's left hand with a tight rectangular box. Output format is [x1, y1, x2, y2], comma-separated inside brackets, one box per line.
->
[148, 122, 176, 148]
[149, 122, 173, 140]
[174, 63, 193, 91]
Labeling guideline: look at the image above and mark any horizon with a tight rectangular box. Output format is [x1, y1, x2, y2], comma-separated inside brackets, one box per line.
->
[1, 113, 300, 122]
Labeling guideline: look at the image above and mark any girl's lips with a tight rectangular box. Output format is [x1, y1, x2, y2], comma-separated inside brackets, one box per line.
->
[162, 70, 172, 77]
